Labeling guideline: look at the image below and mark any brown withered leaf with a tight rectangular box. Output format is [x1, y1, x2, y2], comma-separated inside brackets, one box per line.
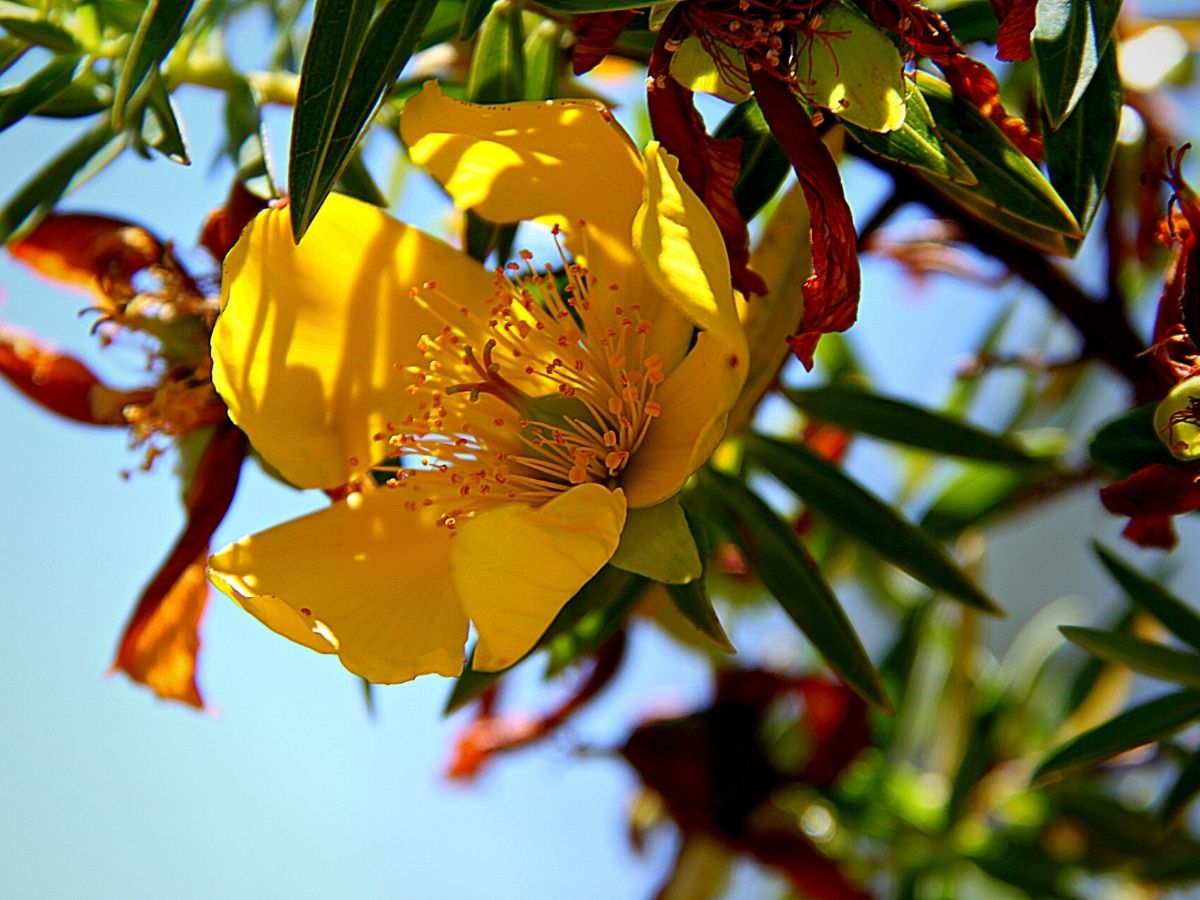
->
[748, 66, 860, 369]
[10, 213, 163, 296]
[113, 421, 248, 707]
[990, 0, 1037, 61]
[572, 10, 640, 76]
[200, 182, 272, 263]
[0, 327, 151, 425]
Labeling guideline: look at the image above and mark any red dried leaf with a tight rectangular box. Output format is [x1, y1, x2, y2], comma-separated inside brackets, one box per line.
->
[0, 327, 151, 425]
[1100, 462, 1200, 550]
[447, 629, 626, 780]
[113, 421, 248, 707]
[647, 21, 767, 297]
[571, 10, 639, 76]
[990, 0, 1037, 61]
[200, 181, 272, 263]
[748, 65, 860, 368]
[861, 0, 1042, 159]
[10, 213, 162, 293]
[728, 827, 871, 900]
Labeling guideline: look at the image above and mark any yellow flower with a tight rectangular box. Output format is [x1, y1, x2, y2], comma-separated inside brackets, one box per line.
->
[206, 83, 747, 683]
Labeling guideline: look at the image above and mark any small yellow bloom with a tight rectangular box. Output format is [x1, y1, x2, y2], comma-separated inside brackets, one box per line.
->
[206, 83, 747, 683]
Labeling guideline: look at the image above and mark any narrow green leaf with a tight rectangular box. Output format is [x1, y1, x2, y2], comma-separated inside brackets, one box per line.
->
[697, 467, 890, 711]
[784, 383, 1042, 467]
[915, 72, 1081, 248]
[0, 52, 81, 132]
[0, 17, 79, 53]
[26, 68, 110, 119]
[1161, 749, 1200, 823]
[744, 433, 1001, 614]
[1034, 689, 1200, 780]
[458, 0, 493, 39]
[289, 0, 437, 241]
[138, 71, 189, 164]
[545, 573, 644, 676]
[1033, 0, 1122, 129]
[1089, 403, 1173, 474]
[111, 0, 194, 129]
[523, 19, 564, 100]
[919, 464, 1031, 538]
[1060, 626, 1200, 688]
[463, 212, 516, 264]
[845, 83, 975, 183]
[715, 100, 792, 221]
[466, 0, 524, 104]
[0, 35, 26, 75]
[1094, 543, 1200, 651]
[223, 76, 277, 193]
[664, 579, 735, 653]
[444, 566, 644, 712]
[528, 0, 649, 10]
[0, 120, 121, 243]
[1044, 39, 1119, 242]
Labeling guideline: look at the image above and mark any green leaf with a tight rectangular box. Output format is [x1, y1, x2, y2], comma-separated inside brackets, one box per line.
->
[915, 72, 1081, 251]
[444, 566, 645, 712]
[1060, 626, 1200, 688]
[696, 467, 891, 711]
[715, 101, 792, 221]
[1033, 0, 1123, 129]
[0, 17, 79, 53]
[844, 83, 975, 183]
[463, 211, 516, 264]
[137, 71, 189, 164]
[1043, 39, 1119, 242]
[0, 51, 81, 132]
[919, 464, 1032, 538]
[289, 0, 437, 242]
[111, 0, 194, 129]
[223, 76, 277, 192]
[528, 0, 650, 11]
[784, 383, 1043, 467]
[523, 19, 564, 100]
[1089, 403, 1175, 474]
[1161, 749, 1200, 823]
[0, 119, 122, 244]
[26, 68, 110, 119]
[334, 149, 387, 207]
[545, 571, 644, 676]
[466, 0, 524, 103]
[794, 0, 906, 132]
[610, 496, 702, 585]
[1034, 689, 1200, 780]
[1093, 543, 1200, 651]
[458, 0, 493, 39]
[744, 433, 1001, 614]
[664, 579, 735, 653]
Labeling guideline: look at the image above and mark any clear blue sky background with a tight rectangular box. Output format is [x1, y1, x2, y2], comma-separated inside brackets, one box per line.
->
[2, 11, 1196, 899]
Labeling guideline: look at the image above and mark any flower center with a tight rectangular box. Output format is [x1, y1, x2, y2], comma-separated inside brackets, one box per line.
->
[372, 224, 664, 532]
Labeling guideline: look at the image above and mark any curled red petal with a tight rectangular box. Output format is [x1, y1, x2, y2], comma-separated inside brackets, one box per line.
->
[990, 0, 1037, 61]
[571, 10, 639, 76]
[1122, 513, 1178, 551]
[647, 20, 767, 297]
[748, 65, 860, 369]
[113, 421, 248, 706]
[200, 181, 272, 264]
[10, 213, 163, 293]
[861, 0, 1042, 159]
[0, 327, 151, 425]
[1100, 463, 1200, 517]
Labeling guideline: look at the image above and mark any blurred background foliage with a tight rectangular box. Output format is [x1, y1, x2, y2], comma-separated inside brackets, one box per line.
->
[3, 0, 1200, 896]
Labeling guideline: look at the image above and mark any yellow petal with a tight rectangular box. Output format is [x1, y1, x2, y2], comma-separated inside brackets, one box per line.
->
[208, 490, 468, 684]
[633, 143, 748, 362]
[620, 332, 741, 507]
[213, 193, 497, 489]
[400, 82, 644, 281]
[453, 484, 627, 670]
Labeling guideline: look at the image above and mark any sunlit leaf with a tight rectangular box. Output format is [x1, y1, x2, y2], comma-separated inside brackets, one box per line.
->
[744, 433, 1000, 613]
[610, 497, 702, 585]
[289, 0, 437, 241]
[1060, 626, 1200, 688]
[844, 83, 974, 183]
[1043, 39, 1119, 242]
[696, 467, 890, 710]
[1035, 689, 1200, 780]
[0, 17, 79, 53]
[1094, 543, 1200, 651]
[1033, 0, 1123, 129]
[784, 383, 1043, 466]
